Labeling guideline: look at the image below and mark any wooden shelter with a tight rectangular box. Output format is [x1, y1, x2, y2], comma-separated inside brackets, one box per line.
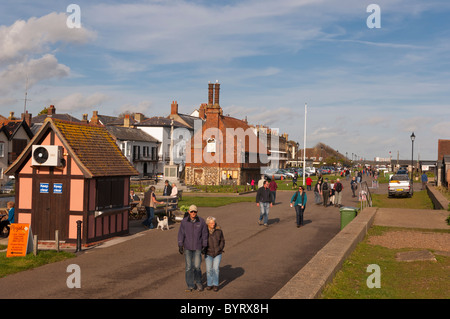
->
[5, 117, 138, 247]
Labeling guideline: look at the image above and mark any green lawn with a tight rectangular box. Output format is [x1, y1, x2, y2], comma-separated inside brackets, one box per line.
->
[0, 250, 75, 278]
[320, 226, 450, 299]
[372, 190, 434, 210]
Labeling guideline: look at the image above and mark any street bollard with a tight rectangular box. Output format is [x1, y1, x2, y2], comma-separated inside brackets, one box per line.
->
[75, 220, 82, 252]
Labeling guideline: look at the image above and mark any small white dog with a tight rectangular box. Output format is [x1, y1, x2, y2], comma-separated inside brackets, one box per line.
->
[156, 216, 169, 231]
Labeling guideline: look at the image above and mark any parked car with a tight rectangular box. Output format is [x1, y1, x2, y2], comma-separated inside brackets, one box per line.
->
[0, 180, 14, 194]
[264, 170, 287, 180]
[388, 174, 413, 197]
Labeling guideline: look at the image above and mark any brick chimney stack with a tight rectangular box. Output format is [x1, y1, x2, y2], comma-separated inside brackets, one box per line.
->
[47, 105, 56, 116]
[9, 112, 15, 120]
[214, 82, 220, 107]
[135, 113, 144, 122]
[198, 103, 206, 119]
[208, 82, 214, 106]
[81, 114, 89, 124]
[90, 110, 100, 125]
[171, 101, 178, 115]
[124, 114, 130, 127]
[21, 111, 32, 127]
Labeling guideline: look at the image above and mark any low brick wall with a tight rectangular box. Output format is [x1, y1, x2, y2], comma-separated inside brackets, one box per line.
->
[272, 207, 378, 299]
[426, 185, 450, 210]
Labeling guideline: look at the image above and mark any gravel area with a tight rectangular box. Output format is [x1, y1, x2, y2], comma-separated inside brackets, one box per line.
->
[368, 230, 450, 252]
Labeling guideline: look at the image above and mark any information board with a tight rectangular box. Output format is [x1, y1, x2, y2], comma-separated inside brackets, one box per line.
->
[6, 223, 32, 257]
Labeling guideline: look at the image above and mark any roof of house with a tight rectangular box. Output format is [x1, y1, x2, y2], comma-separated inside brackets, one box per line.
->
[105, 126, 159, 143]
[0, 120, 34, 140]
[31, 113, 81, 124]
[6, 118, 138, 178]
[135, 116, 191, 129]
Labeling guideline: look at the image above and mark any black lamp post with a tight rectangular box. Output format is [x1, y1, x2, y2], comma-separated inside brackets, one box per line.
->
[410, 132, 415, 187]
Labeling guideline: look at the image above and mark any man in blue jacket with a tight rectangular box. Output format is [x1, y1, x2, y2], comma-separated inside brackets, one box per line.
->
[290, 186, 307, 228]
[178, 204, 208, 292]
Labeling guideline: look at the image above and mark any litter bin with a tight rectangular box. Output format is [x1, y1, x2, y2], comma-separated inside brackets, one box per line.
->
[339, 206, 359, 230]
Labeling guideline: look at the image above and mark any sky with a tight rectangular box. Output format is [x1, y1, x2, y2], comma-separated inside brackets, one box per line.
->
[1, 0, 449, 161]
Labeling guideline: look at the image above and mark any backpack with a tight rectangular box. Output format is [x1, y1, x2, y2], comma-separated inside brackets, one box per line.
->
[335, 182, 342, 192]
[322, 182, 328, 191]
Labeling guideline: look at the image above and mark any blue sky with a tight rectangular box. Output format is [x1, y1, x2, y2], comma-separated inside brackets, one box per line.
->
[1, 0, 449, 161]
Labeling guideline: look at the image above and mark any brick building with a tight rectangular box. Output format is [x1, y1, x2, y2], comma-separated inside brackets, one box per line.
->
[185, 82, 268, 185]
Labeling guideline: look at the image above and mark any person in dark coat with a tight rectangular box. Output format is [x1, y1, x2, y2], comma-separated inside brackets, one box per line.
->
[205, 216, 225, 291]
[178, 205, 208, 292]
[256, 180, 273, 226]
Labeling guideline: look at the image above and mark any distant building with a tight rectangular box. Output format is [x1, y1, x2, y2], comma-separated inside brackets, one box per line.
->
[105, 121, 160, 178]
[185, 82, 268, 185]
[0, 112, 34, 185]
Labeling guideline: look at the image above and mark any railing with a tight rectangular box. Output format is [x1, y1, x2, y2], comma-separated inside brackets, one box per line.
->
[359, 181, 372, 210]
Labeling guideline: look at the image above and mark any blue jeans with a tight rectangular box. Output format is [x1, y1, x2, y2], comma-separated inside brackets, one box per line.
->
[295, 205, 304, 226]
[185, 249, 202, 289]
[259, 202, 270, 224]
[270, 191, 276, 204]
[142, 206, 154, 229]
[205, 254, 222, 287]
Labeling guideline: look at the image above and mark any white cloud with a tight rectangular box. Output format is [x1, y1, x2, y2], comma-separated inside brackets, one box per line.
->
[0, 54, 70, 94]
[52, 92, 109, 112]
[0, 12, 95, 63]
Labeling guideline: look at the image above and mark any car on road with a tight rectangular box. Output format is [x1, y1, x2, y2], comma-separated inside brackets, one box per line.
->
[388, 174, 413, 197]
[0, 180, 14, 194]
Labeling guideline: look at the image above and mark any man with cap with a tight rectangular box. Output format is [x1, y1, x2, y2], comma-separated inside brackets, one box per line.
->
[177, 204, 208, 292]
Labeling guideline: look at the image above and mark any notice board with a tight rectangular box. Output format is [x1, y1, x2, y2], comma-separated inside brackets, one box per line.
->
[6, 223, 33, 257]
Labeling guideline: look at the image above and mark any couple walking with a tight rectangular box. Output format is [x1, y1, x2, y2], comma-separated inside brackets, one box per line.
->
[177, 205, 225, 292]
[256, 180, 308, 228]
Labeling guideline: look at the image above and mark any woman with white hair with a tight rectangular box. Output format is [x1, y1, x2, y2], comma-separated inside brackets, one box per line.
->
[205, 216, 225, 292]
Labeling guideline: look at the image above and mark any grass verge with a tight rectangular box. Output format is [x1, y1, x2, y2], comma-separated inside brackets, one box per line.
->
[0, 250, 75, 278]
[320, 226, 450, 299]
[372, 190, 434, 210]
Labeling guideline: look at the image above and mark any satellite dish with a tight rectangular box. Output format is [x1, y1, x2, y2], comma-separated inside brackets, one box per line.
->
[33, 146, 49, 164]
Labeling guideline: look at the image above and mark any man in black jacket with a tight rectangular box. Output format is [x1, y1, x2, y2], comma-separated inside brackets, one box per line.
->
[256, 180, 273, 226]
[163, 180, 172, 196]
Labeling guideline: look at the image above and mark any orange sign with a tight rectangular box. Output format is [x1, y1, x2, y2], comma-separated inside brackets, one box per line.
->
[6, 223, 32, 257]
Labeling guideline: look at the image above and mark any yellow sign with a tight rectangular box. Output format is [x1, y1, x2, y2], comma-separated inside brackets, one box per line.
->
[6, 223, 32, 257]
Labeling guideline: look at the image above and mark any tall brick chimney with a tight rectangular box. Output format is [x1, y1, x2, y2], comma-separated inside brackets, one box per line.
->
[47, 105, 56, 116]
[171, 101, 178, 115]
[214, 82, 220, 107]
[90, 110, 100, 125]
[124, 114, 130, 127]
[21, 111, 32, 127]
[208, 82, 214, 106]
[135, 113, 145, 122]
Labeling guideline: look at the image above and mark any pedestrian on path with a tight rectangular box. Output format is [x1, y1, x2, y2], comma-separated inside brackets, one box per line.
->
[421, 172, 428, 190]
[178, 205, 209, 292]
[333, 178, 344, 207]
[256, 180, 273, 226]
[322, 178, 330, 207]
[314, 180, 322, 205]
[306, 176, 312, 191]
[142, 186, 164, 229]
[205, 216, 225, 292]
[290, 186, 307, 228]
[269, 177, 278, 204]
[292, 172, 298, 188]
[350, 176, 358, 197]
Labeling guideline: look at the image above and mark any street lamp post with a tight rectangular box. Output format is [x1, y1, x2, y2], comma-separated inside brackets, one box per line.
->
[410, 132, 415, 192]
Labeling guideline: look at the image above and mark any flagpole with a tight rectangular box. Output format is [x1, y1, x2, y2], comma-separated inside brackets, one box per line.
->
[303, 102, 307, 187]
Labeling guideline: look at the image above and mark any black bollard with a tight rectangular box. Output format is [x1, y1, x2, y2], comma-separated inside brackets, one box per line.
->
[75, 220, 82, 252]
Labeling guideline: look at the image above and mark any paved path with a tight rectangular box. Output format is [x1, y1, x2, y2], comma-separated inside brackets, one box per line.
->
[0, 177, 363, 299]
